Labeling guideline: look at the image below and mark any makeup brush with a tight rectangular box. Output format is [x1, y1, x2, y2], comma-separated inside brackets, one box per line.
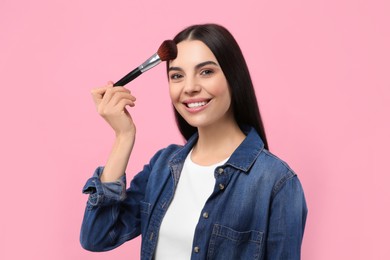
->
[114, 40, 177, 86]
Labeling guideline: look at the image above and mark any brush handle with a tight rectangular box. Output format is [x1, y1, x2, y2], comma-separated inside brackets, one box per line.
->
[114, 68, 142, 86]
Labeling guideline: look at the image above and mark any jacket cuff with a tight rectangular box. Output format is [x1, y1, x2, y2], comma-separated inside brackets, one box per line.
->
[82, 166, 127, 207]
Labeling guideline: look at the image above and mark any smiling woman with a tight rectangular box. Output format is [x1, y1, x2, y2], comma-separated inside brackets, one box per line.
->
[80, 24, 308, 260]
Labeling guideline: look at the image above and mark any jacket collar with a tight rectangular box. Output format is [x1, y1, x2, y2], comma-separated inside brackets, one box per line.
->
[169, 126, 264, 174]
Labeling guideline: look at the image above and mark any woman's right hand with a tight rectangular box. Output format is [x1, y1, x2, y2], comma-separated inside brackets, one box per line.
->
[91, 81, 137, 137]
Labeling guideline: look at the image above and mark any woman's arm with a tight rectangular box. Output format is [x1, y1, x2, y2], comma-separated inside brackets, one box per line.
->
[266, 175, 308, 260]
[80, 82, 140, 251]
[91, 81, 137, 182]
[80, 164, 151, 251]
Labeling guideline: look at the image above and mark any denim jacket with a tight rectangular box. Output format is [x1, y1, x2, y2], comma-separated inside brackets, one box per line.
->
[80, 127, 307, 259]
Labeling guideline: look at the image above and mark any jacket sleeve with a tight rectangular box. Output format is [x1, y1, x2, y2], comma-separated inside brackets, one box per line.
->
[79, 149, 164, 252]
[265, 174, 308, 260]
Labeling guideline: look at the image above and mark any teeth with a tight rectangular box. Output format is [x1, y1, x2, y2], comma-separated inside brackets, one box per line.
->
[187, 101, 208, 108]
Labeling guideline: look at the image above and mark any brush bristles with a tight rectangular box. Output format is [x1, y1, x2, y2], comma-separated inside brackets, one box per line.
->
[157, 40, 178, 61]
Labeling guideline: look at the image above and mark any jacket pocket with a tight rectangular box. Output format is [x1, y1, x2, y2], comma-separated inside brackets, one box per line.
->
[207, 224, 264, 260]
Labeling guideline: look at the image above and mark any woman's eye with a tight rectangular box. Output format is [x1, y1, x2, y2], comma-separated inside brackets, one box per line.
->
[200, 69, 214, 76]
[170, 73, 183, 80]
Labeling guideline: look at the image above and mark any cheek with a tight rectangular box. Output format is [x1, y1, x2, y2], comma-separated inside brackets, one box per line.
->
[213, 81, 231, 104]
[221, 86, 233, 110]
[168, 84, 176, 100]
[209, 76, 230, 95]
[169, 85, 181, 107]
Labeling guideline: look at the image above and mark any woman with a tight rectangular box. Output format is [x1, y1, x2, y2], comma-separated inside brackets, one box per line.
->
[81, 24, 307, 260]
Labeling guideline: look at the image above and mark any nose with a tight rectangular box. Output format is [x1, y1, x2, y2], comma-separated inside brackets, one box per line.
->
[183, 76, 201, 95]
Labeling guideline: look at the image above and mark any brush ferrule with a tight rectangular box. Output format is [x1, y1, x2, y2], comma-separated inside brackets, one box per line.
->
[139, 53, 161, 73]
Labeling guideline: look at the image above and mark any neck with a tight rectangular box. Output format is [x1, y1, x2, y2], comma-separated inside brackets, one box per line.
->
[191, 119, 246, 165]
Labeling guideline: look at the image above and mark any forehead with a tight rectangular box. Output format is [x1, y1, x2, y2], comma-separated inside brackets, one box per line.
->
[169, 40, 218, 67]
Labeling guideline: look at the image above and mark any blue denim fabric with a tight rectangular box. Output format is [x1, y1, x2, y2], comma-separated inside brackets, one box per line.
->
[80, 127, 307, 260]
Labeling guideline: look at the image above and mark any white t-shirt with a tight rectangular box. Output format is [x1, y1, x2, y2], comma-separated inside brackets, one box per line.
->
[154, 150, 229, 259]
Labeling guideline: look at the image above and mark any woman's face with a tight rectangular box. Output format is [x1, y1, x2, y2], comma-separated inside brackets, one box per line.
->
[168, 40, 234, 129]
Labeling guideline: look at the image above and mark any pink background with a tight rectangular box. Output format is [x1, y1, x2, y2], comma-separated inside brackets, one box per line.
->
[1, 0, 389, 259]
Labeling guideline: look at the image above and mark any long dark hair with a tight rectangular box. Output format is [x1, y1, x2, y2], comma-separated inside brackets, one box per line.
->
[168, 24, 269, 150]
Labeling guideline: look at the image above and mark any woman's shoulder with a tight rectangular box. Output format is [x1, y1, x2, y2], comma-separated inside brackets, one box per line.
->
[147, 143, 186, 166]
[149, 143, 183, 159]
[259, 149, 295, 175]
[251, 149, 298, 191]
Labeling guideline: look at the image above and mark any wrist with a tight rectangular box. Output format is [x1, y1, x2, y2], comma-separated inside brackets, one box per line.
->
[115, 125, 136, 138]
[115, 131, 135, 143]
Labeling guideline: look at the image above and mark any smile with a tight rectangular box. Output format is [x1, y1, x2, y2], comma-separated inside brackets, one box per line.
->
[182, 99, 211, 113]
[186, 101, 209, 108]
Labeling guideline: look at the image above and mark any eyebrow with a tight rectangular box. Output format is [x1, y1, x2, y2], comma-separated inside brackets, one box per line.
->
[168, 61, 219, 72]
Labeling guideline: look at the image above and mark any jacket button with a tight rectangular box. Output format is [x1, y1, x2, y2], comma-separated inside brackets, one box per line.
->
[217, 168, 224, 174]
[202, 212, 209, 219]
[194, 246, 200, 253]
[219, 183, 225, 190]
